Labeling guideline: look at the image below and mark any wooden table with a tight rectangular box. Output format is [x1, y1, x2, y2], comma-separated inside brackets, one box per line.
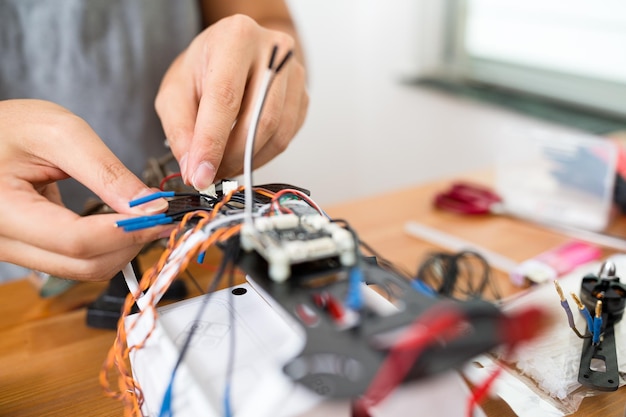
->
[1, 174, 625, 416]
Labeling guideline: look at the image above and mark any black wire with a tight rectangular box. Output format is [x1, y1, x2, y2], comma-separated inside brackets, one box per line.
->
[358, 239, 414, 280]
[275, 50, 293, 73]
[184, 269, 205, 295]
[169, 237, 240, 375]
[416, 250, 501, 301]
[329, 218, 407, 298]
[268, 45, 278, 69]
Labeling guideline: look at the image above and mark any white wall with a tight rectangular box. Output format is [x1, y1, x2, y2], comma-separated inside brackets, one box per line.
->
[253, 0, 587, 206]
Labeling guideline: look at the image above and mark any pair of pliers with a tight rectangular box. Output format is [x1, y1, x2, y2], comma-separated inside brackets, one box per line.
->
[433, 182, 503, 215]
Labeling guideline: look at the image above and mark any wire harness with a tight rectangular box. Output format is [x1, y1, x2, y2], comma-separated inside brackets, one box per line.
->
[99, 45, 547, 417]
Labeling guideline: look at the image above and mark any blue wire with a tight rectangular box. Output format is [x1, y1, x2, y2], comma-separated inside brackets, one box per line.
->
[223, 259, 238, 417]
[157, 239, 239, 416]
[197, 251, 206, 264]
[122, 216, 174, 232]
[344, 266, 364, 310]
[129, 191, 175, 207]
[559, 300, 576, 330]
[158, 376, 175, 417]
[116, 213, 167, 227]
[579, 307, 594, 335]
[411, 279, 437, 297]
[593, 316, 603, 344]
[223, 384, 233, 417]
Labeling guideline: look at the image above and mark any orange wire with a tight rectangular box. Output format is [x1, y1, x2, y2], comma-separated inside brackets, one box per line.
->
[101, 188, 246, 415]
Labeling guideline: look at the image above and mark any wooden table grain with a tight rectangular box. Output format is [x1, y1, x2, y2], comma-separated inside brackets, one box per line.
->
[1, 174, 625, 416]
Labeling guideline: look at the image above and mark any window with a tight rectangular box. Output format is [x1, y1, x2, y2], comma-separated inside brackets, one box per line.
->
[440, 0, 626, 117]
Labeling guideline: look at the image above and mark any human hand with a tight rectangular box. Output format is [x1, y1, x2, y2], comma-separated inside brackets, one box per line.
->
[155, 14, 309, 191]
[0, 99, 172, 281]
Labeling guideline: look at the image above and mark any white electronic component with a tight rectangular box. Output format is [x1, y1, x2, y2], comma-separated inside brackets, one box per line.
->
[197, 183, 217, 198]
[126, 283, 322, 417]
[240, 213, 356, 282]
[125, 281, 480, 417]
[221, 180, 239, 196]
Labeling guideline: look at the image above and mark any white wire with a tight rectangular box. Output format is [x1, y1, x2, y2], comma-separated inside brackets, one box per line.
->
[135, 211, 261, 311]
[244, 69, 275, 227]
[122, 262, 143, 298]
[136, 228, 209, 311]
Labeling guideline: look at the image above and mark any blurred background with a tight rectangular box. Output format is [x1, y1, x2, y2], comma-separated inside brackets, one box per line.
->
[253, 0, 626, 206]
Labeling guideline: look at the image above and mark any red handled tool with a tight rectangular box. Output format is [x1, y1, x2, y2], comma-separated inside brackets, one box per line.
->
[434, 182, 503, 215]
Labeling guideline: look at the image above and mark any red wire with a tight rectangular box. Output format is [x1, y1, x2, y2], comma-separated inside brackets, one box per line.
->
[466, 363, 503, 417]
[354, 305, 546, 416]
[271, 188, 324, 215]
[465, 306, 545, 417]
[159, 172, 183, 191]
[354, 305, 465, 413]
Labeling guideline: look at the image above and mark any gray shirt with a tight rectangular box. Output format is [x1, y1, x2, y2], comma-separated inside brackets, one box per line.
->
[0, 0, 202, 279]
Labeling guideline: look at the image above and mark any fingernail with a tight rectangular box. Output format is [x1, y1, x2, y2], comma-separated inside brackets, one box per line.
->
[179, 153, 189, 180]
[131, 189, 169, 214]
[191, 161, 216, 192]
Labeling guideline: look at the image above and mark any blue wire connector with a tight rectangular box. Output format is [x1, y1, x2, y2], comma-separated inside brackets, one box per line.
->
[116, 214, 174, 232]
[571, 292, 594, 335]
[344, 266, 364, 311]
[593, 300, 603, 345]
[411, 279, 437, 298]
[129, 191, 175, 207]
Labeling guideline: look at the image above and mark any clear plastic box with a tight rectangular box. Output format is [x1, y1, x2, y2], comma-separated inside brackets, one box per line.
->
[495, 127, 618, 231]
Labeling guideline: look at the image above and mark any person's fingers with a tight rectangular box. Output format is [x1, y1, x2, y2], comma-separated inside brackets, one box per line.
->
[211, 54, 288, 180]
[154, 54, 198, 181]
[0, 185, 173, 259]
[37, 182, 64, 206]
[0, 235, 145, 281]
[184, 24, 257, 191]
[7, 100, 167, 215]
[157, 15, 300, 190]
[240, 63, 309, 174]
[215, 53, 307, 180]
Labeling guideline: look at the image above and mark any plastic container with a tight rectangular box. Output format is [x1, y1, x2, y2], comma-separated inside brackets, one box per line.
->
[495, 127, 618, 231]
